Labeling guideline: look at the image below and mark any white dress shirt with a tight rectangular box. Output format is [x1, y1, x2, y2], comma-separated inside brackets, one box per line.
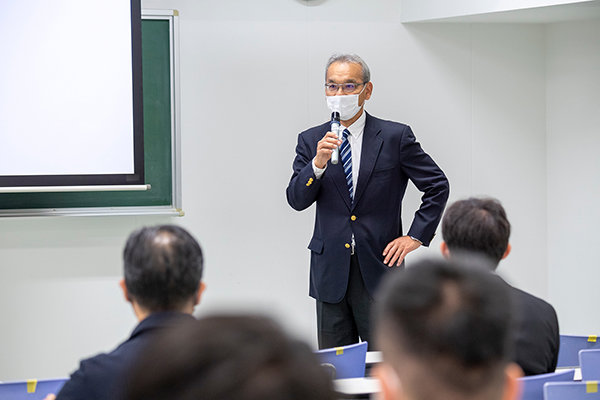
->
[312, 110, 366, 199]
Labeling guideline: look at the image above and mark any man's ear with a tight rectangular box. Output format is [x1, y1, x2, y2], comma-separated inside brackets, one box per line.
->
[501, 362, 523, 400]
[364, 81, 373, 101]
[440, 242, 450, 259]
[194, 282, 206, 306]
[373, 363, 403, 400]
[502, 243, 512, 260]
[119, 279, 131, 303]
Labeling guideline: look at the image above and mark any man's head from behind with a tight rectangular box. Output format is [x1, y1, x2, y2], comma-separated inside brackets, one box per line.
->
[441, 197, 511, 269]
[374, 258, 521, 400]
[121, 225, 204, 315]
[124, 314, 336, 400]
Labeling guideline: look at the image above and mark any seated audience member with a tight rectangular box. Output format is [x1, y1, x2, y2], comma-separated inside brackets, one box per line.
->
[374, 258, 522, 400]
[51, 225, 205, 400]
[123, 314, 336, 400]
[441, 197, 559, 375]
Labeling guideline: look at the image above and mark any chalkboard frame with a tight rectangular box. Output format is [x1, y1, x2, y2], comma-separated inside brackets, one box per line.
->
[0, 10, 182, 217]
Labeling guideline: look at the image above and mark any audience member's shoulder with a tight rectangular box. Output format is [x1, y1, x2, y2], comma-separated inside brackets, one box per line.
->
[510, 285, 558, 316]
[73, 345, 132, 379]
[78, 352, 113, 369]
[75, 314, 180, 372]
[56, 352, 115, 400]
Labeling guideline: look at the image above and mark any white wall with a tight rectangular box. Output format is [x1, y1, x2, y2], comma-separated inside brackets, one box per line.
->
[395, 22, 547, 292]
[546, 19, 600, 334]
[0, 0, 571, 380]
[0, 217, 162, 379]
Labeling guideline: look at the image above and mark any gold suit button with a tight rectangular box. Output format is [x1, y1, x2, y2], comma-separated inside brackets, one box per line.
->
[351, 215, 357, 221]
[345, 243, 351, 249]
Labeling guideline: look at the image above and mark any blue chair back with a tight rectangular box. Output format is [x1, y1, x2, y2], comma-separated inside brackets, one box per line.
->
[580, 350, 600, 380]
[0, 378, 67, 400]
[519, 369, 575, 400]
[315, 341, 368, 379]
[558, 335, 600, 367]
[544, 381, 600, 400]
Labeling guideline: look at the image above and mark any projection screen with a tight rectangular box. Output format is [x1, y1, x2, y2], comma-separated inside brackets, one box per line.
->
[0, 0, 144, 188]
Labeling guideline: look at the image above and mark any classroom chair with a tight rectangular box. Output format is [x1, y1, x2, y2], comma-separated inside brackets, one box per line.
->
[518, 369, 575, 400]
[315, 341, 368, 379]
[580, 349, 600, 380]
[0, 378, 67, 400]
[557, 335, 600, 368]
[544, 381, 600, 400]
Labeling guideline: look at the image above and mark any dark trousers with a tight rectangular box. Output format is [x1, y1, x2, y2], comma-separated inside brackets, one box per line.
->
[317, 254, 374, 350]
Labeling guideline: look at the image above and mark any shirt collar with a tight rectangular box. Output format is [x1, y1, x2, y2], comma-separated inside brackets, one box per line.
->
[129, 312, 194, 340]
[344, 110, 366, 139]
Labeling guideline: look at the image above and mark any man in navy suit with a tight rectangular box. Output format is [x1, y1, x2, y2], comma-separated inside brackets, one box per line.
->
[287, 54, 449, 349]
[49, 225, 205, 400]
[440, 197, 560, 375]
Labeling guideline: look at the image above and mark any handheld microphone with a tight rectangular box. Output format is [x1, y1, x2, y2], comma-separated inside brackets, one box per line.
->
[330, 112, 341, 165]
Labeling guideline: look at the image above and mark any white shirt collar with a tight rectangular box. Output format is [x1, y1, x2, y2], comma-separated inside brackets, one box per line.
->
[344, 110, 366, 139]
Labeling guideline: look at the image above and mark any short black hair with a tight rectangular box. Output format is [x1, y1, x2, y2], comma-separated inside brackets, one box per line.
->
[375, 258, 513, 398]
[124, 315, 336, 400]
[123, 225, 203, 312]
[442, 197, 511, 268]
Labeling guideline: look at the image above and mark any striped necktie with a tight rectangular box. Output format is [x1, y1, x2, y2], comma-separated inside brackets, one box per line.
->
[340, 129, 353, 201]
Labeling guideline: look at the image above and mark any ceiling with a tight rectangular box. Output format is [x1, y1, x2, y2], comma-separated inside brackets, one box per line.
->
[403, 0, 600, 23]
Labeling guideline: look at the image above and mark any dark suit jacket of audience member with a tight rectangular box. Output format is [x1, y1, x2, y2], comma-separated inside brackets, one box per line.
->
[510, 285, 560, 376]
[56, 312, 193, 400]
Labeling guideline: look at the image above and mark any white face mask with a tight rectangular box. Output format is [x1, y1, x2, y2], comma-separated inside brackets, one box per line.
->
[326, 85, 366, 120]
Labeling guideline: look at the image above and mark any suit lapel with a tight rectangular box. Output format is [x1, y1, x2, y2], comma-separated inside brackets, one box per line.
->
[329, 156, 353, 210]
[353, 113, 383, 209]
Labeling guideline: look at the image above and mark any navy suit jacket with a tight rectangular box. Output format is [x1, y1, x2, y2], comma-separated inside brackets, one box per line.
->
[287, 113, 449, 303]
[56, 312, 193, 400]
[510, 286, 560, 375]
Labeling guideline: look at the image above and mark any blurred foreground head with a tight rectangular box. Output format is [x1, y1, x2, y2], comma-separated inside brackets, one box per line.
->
[124, 314, 336, 400]
[374, 257, 522, 400]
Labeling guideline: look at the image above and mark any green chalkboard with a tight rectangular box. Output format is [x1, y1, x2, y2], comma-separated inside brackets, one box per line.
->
[0, 18, 177, 215]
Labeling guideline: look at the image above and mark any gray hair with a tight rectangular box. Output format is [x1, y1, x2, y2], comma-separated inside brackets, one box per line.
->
[325, 54, 371, 83]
